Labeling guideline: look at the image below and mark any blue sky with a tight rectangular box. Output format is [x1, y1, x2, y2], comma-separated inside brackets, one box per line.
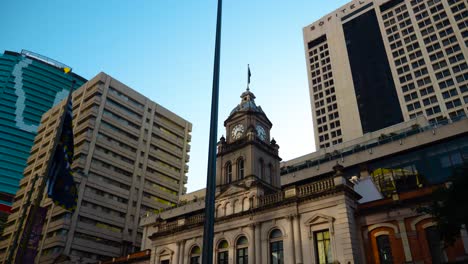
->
[2, 0, 349, 192]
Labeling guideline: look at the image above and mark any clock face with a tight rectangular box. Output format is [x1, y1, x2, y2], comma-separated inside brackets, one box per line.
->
[256, 125, 266, 141]
[231, 124, 244, 140]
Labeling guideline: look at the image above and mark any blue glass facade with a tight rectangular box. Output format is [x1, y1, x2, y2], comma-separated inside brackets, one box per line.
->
[0, 50, 86, 205]
[343, 10, 404, 134]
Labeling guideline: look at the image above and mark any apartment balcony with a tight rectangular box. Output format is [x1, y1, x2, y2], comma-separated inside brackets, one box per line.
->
[73, 237, 121, 256]
[76, 221, 122, 241]
[2, 223, 16, 235]
[42, 235, 67, 249]
[145, 171, 179, 191]
[0, 238, 10, 249]
[151, 136, 183, 157]
[147, 160, 179, 180]
[47, 218, 71, 231]
[79, 206, 125, 226]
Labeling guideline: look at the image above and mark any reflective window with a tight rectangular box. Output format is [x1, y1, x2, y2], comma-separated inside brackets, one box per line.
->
[315, 230, 332, 264]
[226, 162, 232, 184]
[218, 240, 229, 264]
[376, 235, 393, 264]
[237, 158, 245, 179]
[190, 246, 201, 264]
[236, 236, 248, 264]
[270, 229, 283, 264]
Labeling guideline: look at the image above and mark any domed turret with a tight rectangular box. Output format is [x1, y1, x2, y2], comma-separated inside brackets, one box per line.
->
[229, 88, 265, 116]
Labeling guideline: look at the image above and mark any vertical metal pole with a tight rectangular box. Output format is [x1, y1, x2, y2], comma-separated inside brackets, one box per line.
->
[202, 0, 222, 263]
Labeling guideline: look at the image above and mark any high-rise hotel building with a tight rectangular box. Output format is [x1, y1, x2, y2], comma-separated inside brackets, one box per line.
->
[0, 72, 192, 263]
[303, 0, 468, 149]
[0, 50, 86, 207]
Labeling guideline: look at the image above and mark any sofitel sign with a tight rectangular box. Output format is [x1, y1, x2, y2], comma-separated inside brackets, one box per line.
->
[310, 0, 368, 30]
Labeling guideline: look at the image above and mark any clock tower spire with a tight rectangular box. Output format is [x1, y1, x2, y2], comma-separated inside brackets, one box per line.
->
[216, 88, 281, 194]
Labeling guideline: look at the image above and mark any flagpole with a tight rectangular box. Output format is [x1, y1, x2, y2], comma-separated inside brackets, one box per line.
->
[11, 79, 76, 264]
[247, 64, 250, 90]
[202, 0, 222, 263]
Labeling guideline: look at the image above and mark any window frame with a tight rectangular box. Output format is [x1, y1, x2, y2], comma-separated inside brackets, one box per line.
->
[269, 229, 284, 264]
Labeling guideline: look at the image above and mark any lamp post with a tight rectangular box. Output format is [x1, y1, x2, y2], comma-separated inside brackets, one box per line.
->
[202, 0, 222, 263]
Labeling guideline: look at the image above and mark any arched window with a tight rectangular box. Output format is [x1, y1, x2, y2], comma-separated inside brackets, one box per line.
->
[236, 236, 248, 264]
[226, 162, 232, 183]
[217, 240, 229, 264]
[216, 204, 223, 218]
[376, 235, 393, 264]
[269, 229, 283, 264]
[237, 158, 245, 180]
[190, 246, 201, 264]
[259, 159, 265, 180]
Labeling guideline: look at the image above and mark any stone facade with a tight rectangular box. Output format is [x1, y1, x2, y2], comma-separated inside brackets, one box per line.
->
[141, 90, 468, 264]
[141, 90, 362, 264]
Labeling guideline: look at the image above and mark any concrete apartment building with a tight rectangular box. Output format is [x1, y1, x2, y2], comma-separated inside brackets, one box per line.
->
[303, 0, 468, 149]
[140, 88, 468, 263]
[0, 72, 192, 263]
[0, 50, 86, 209]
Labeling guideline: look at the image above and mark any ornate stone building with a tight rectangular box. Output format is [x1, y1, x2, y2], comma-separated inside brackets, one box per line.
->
[140, 87, 468, 263]
[140, 89, 362, 264]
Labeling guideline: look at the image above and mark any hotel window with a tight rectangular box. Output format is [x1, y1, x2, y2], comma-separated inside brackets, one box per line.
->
[236, 236, 248, 264]
[237, 158, 245, 180]
[190, 246, 201, 264]
[217, 240, 229, 264]
[315, 230, 332, 264]
[225, 162, 232, 184]
[269, 229, 283, 264]
[376, 235, 393, 264]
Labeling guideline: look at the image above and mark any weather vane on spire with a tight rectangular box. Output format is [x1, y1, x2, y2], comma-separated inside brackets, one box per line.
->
[247, 64, 251, 91]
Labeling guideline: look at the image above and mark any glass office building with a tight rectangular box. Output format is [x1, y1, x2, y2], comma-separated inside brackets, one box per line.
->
[0, 50, 86, 206]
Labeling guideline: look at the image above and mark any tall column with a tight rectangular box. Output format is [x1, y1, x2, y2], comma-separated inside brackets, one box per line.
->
[287, 215, 296, 264]
[180, 239, 186, 264]
[255, 222, 262, 264]
[398, 220, 413, 262]
[248, 224, 256, 263]
[174, 242, 180, 264]
[293, 214, 303, 264]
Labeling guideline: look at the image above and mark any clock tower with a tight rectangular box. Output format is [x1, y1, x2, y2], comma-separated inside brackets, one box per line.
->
[215, 88, 281, 196]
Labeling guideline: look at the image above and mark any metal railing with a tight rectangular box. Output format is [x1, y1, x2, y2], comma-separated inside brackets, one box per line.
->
[280, 115, 467, 176]
[152, 178, 337, 234]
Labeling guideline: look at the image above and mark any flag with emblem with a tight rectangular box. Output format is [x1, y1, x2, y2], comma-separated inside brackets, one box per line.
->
[46, 91, 77, 212]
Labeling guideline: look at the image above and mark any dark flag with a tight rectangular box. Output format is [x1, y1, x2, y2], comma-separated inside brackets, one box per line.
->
[46, 94, 77, 212]
[247, 64, 251, 85]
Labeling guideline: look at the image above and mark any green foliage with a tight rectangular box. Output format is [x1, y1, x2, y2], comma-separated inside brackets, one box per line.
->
[417, 163, 468, 246]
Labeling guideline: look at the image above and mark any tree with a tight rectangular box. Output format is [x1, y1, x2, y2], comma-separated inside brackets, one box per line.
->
[417, 162, 468, 246]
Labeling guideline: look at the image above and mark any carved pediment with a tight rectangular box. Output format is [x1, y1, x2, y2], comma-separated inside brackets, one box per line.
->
[304, 213, 335, 226]
[157, 247, 174, 256]
[217, 184, 249, 199]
